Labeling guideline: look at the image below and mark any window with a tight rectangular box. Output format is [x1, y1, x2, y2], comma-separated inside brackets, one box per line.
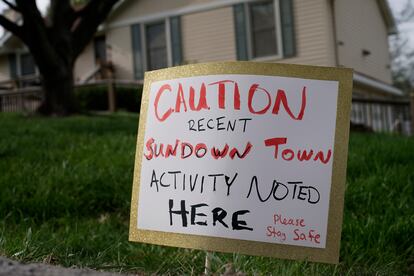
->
[131, 17, 182, 79]
[20, 53, 36, 76]
[146, 22, 168, 70]
[94, 36, 107, 64]
[250, 1, 278, 58]
[234, 0, 296, 60]
[8, 52, 36, 78]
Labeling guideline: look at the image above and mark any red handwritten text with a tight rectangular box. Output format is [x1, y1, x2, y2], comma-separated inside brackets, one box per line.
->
[264, 137, 332, 164]
[293, 229, 321, 244]
[273, 213, 306, 227]
[153, 80, 307, 122]
[144, 138, 253, 160]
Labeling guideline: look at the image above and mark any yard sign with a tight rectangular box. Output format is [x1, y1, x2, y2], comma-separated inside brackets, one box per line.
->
[129, 62, 353, 264]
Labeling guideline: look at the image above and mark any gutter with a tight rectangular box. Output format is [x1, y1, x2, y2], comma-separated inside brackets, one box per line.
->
[330, 0, 339, 67]
[377, 0, 397, 35]
[353, 72, 403, 96]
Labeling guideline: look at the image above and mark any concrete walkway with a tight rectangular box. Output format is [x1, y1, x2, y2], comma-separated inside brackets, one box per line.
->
[0, 257, 132, 276]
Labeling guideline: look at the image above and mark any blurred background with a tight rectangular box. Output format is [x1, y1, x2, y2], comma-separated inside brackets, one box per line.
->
[0, 1, 413, 275]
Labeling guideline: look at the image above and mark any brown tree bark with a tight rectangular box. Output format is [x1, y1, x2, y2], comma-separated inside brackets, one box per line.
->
[0, 0, 120, 116]
[38, 64, 76, 115]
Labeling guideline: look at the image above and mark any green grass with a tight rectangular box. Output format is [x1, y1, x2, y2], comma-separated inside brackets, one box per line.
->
[0, 113, 413, 275]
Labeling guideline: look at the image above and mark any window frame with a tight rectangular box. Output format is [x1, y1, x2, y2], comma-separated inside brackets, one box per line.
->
[11, 50, 38, 78]
[93, 35, 107, 65]
[244, 0, 284, 61]
[139, 18, 174, 73]
[19, 52, 37, 76]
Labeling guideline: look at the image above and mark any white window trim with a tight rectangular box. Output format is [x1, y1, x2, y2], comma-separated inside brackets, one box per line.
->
[139, 23, 147, 73]
[274, 0, 284, 59]
[246, 0, 284, 61]
[14, 49, 39, 78]
[140, 18, 173, 72]
[165, 18, 173, 68]
[128, 0, 287, 71]
[244, 3, 253, 59]
[252, 54, 281, 62]
[108, 0, 261, 30]
[15, 51, 22, 77]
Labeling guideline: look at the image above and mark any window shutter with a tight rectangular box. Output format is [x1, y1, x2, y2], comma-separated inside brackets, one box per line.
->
[8, 54, 17, 79]
[280, 0, 296, 58]
[233, 4, 248, 60]
[131, 24, 144, 80]
[170, 16, 183, 66]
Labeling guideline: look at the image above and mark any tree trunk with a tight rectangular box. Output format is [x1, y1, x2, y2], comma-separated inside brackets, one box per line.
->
[37, 64, 77, 116]
[0, 0, 121, 116]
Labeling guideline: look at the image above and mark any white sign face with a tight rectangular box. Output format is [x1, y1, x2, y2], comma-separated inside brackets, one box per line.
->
[136, 74, 339, 249]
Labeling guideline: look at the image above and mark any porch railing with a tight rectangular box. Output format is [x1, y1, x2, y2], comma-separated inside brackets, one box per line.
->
[1, 78, 413, 136]
[351, 97, 412, 135]
[0, 79, 142, 113]
[0, 87, 43, 113]
[0, 74, 41, 90]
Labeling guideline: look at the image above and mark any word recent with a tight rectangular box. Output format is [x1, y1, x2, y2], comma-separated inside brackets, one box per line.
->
[153, 80, 307, 122]
[188, 116, 252, 133]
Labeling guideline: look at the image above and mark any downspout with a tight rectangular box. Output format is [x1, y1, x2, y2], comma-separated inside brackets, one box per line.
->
[330, 0, 340, 67]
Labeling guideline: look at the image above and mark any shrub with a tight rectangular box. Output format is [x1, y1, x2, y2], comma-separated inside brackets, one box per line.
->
[75, 84, 142, 112]
[115, 86, 142, 112]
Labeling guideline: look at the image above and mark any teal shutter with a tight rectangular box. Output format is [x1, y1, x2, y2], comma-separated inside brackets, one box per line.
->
[8, 54, 17, 79]
[170, 16, 182, 66]
[280, 0, 296, 58]
[131, 24, 144, 79]
[233, 4, 248, 60]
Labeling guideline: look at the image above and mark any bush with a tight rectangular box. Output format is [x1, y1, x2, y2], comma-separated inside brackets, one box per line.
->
[115, 86, 142, 112]
[75, 84, 142, 112]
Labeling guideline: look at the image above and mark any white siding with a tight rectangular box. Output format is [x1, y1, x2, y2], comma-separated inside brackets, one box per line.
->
[108, 0, 212, 24]
[0, 55, 10, 81]
[181, 7, 236, 63]
[335, 0, 392, 84]
[104, 0, 338, 77]
[281, 0, 336, 67]
[74, 42, 95, 83]
[106, 26, 134, 80]
[180, 0, 337, 66]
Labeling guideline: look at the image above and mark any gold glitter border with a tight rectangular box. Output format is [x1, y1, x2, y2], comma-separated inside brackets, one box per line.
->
[129, 61, 353, 264]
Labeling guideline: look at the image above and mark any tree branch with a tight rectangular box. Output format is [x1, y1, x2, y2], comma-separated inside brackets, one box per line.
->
[12, 0, 62, 72]
[50, 0, 76, 28]
[15, 0, 43, 21]
[1, 0, 20, 12]
[72, 0, 120, 58]
[0, 14, 23, 38]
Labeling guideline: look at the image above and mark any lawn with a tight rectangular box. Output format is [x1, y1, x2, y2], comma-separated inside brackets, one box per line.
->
[0, 113, 413, 275]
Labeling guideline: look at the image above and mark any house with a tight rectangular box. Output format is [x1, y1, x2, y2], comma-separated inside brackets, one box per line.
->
[0, 0, 409, 132]
[86, 0, 401, 98]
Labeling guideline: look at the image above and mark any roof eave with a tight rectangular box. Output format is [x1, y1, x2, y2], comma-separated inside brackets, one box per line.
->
[353, 72, 403, 96]
[377, 0, 398, 35]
